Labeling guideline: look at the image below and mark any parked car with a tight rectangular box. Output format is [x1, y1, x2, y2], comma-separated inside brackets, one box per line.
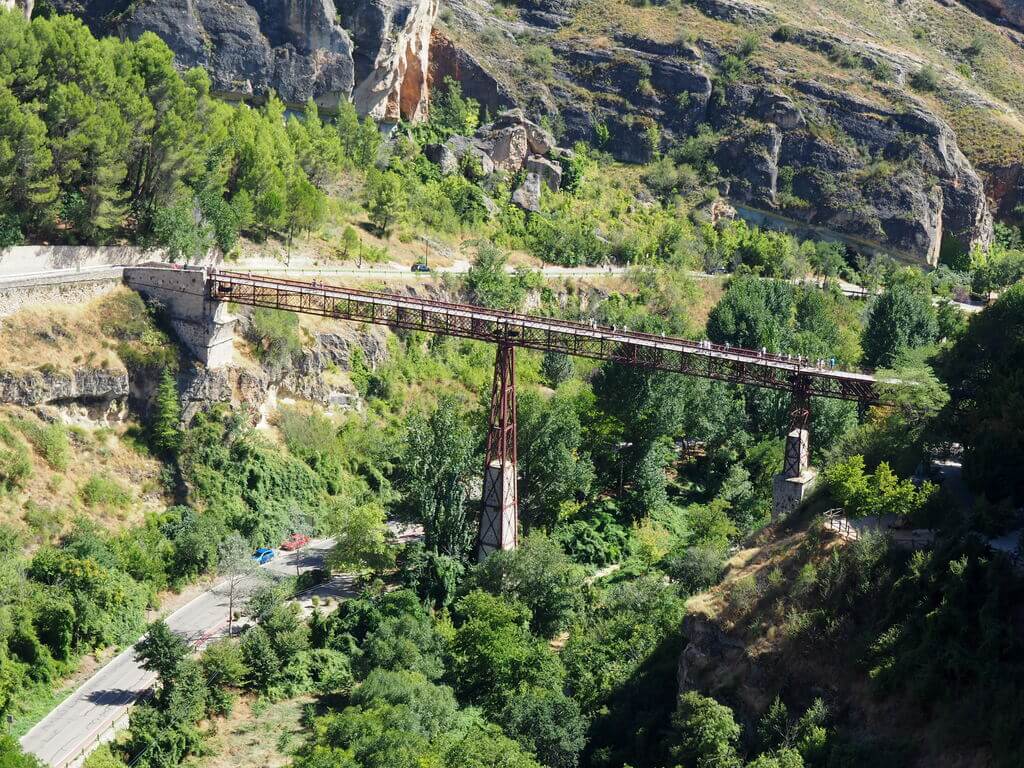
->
[411, 262, 431, 273]
[252, 547, 275, 565]
[280, 533, 311, 551]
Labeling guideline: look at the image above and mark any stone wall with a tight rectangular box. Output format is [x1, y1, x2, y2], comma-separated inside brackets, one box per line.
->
[0, 270, 125, 318]
[0, 245, 167, 278]
[123, 266, 236, 369]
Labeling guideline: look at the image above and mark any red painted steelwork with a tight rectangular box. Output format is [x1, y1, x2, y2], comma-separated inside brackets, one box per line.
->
[478, 343, 518, 559]
[207, 270, 887, 405]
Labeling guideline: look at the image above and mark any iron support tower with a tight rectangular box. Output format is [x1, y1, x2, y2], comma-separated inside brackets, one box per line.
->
[478, 342, 518, 560]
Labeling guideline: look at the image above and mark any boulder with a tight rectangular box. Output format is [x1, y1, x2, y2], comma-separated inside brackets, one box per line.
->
[493, 108, 555, 154]
[425, 143, 459, 175]
[488, 124, 530, 172]
[445, 135, 495, 176]
[512, 172, 543, 212]
[524, 154, 562, 191]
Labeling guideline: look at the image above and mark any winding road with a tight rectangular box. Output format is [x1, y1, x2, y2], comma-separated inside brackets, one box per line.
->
[19, 539, 344, 768]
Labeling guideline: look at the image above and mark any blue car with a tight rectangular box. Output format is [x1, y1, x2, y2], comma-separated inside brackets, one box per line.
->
[252, 547, 275, 565]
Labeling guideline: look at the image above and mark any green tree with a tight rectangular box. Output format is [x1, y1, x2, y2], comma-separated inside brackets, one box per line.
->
[200, 639, 246, 715]
[326, 497, 394, 574]
[517, 390, 593, 531]
[430, 76, 480, 136]
[499, 686, 587, 768]
[669, 691, 742, 768]
[540, 350, 573, 388]
[464, 240, 525, 310]
[150, 369, 181, 456]
[397, 396, 477, 560]
[938, 282, 1024, 503]
[0, 734, 45, 768]
[240, 625, 280, 693]
[135, 620, 189, 687]
[468, 532, 586, 638]
[449, 590, 564, 713]
[151, 195, 212, 263]
[284, 170, 326, 256]
[861, 272, 937, 367]
[707, 276, 795, 351]
[216, 532, 258, 636]
[336, 100, 380, 167]
[365, 169, 405, 238]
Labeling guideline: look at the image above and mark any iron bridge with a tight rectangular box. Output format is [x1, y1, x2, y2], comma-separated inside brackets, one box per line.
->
[208, 270, 887, 405]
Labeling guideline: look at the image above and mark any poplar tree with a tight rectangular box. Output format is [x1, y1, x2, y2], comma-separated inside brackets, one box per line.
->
[151, 369, 181, 456]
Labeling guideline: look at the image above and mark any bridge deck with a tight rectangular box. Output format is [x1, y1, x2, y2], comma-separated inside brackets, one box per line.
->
[208, 270, 885, 404]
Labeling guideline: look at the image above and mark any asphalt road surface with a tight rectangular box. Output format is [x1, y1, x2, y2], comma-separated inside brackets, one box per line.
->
[20, 539, 338, 768]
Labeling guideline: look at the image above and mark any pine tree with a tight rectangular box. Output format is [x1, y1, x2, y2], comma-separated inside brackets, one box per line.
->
[151, 369, 182, 456]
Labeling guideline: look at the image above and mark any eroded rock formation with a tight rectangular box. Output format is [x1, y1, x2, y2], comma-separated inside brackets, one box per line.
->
[1, 0, 33, 19]
[49, 0, 436, 119]
[345, 0, 438, 122]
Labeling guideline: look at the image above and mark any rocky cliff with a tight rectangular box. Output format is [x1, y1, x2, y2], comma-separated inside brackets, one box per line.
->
[1, 0, 32, 18]
[49, 0, 437, 118]
[46, 0, 1024, 262]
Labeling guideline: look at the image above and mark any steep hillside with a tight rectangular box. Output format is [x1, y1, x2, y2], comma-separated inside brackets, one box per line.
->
[31, 0, 1024, 263]
[680, 508, 1024, 767]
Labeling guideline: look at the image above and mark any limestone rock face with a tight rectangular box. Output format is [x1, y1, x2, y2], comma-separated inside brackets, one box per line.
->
[972, 0, 1024, 31]
[0, 368, 129, 406]
[50, 0, 436, 119]
[2, 0, 33, 18]
[344, 0, 439, 122]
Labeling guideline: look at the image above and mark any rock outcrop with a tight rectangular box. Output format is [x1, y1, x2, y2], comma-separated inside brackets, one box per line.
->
[345, 0, 439, 122]
[0, 368, 129, 414]
[2, 0, 33, 18]
[432, 109, 567, 211]
[970, 0, 1024, 32]
[50, 0, 436, 118]
[434, 0, 993, 262]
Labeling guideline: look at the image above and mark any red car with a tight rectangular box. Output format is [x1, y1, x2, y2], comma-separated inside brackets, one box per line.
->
[280, 533, 311, 551]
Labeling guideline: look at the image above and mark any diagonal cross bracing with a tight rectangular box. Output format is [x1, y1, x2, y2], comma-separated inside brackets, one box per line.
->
[207, 270, 887, 404]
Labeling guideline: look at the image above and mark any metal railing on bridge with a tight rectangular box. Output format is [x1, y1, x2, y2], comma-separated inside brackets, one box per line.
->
[208, 270, 886, 405]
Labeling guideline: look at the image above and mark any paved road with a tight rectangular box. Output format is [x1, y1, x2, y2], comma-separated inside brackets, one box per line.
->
[20, 539, 337, 768]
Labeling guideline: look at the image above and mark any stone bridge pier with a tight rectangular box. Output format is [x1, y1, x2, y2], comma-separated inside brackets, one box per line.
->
[123, 266, 236, 368]
[772, 377, 818, 520]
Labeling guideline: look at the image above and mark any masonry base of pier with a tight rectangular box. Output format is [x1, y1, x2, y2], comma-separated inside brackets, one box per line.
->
[772, 469, 818, 520]
[123, 266, 236, 368]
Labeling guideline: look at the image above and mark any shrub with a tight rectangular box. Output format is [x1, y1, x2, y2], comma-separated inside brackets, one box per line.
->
[0, 212, 23, 249]
[524, 45, 555, 79]
[80, 473, 132, 510]
[0, 423, 32, 491]
[663, 545, 725, 593]
[910, 64, 940, 91]
[15, 420, 71, 471]
[248, 308, 302, 369]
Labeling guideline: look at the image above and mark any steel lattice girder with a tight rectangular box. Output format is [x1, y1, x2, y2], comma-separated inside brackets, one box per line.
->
[209, 273, 886, 405]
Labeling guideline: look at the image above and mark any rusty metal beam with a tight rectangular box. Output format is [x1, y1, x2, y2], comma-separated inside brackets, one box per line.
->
[208, 271, 887, 405]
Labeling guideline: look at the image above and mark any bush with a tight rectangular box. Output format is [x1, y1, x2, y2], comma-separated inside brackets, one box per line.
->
[663, 545, 725, 592]
[524, 45, 555, 79]
[910, 64, 940, 91]
[0, 212, 23, 249]
[13, 419, 71, 471]
[0, 443, 32, 492]
[80, 473, 132, 510]
[248, 308, 302, 370]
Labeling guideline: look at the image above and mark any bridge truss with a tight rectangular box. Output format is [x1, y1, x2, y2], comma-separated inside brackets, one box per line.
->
[209, 271, 883, 404]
